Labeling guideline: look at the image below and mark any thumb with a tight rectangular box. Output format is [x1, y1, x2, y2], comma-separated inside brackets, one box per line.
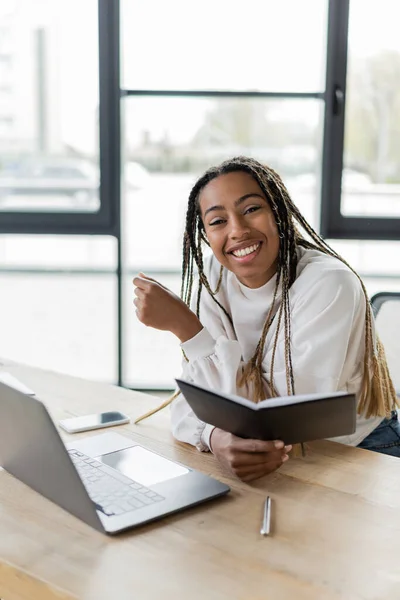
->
[139, 272, 155, 281]
[139, 272, 164, 287]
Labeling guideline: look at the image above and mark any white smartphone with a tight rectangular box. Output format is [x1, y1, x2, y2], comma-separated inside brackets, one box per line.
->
[59, 411, 130, 434]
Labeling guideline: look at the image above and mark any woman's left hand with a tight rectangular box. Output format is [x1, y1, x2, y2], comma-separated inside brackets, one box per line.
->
[209, 428, 291, 482]
[133, 273, 203, 342]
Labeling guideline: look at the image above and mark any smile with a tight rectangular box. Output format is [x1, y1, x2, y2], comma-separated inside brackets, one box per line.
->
[230, 243, 261, 261]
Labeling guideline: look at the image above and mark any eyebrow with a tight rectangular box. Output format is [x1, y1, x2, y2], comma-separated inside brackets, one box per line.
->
[203, 193, 265, 218]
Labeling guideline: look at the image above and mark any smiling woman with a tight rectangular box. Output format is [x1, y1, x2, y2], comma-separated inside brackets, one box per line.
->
[199, 172, 280, 289]
[132, 156, 399, 483]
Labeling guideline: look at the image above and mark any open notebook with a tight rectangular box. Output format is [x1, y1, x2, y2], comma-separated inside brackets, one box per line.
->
[176, 379, 357, 445]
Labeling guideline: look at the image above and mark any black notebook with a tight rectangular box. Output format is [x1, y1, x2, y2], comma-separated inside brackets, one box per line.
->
[175, 379, 357, 445]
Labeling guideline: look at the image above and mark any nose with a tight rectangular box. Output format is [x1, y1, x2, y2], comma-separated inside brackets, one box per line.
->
[229, 214, 251, 239]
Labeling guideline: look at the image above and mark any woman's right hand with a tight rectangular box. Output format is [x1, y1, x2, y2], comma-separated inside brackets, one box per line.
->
[133, 273, 203, 342]
[209, 428, 291, 482]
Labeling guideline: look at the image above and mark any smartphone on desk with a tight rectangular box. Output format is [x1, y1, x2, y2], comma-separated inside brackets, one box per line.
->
[59, 411, 130, 433]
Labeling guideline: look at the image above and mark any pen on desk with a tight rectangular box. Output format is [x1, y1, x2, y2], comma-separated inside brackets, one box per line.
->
[260, 496, 271, 536]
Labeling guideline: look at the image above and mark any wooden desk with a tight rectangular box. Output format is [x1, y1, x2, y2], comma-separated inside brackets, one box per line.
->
[0, 360, 400, 600]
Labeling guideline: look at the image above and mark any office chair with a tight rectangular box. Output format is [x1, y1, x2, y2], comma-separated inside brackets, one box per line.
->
[370, 292, 400, 396]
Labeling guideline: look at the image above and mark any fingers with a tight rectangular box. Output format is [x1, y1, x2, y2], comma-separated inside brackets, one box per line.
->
[133, 273, 165, 290]
[231, 437, 285, 453]
[235, 454, 290, 481]
[132, 276, 152, 290]
[216, 435, 292, 481]
[138, 272, 157, 282]
[228, 448, 289, 468]
[240, 466, 281, 482]
[133, 287, 145, 298]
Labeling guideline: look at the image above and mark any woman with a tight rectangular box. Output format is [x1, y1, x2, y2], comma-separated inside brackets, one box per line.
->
[133, 156, 399, 481]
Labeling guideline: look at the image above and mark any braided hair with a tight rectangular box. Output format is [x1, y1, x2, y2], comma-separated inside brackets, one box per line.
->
[135, 156, 398, 424]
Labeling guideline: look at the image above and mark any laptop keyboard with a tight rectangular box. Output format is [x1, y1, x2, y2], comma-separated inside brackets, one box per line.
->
[68, 449, 165, 517]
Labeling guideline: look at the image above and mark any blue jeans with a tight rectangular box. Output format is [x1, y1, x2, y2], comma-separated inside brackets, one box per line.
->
[357, 411, 400, 457]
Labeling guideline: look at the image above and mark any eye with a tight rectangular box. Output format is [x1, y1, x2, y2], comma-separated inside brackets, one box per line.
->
[209, 217, 226, 226]
[244, 205, 261, 215]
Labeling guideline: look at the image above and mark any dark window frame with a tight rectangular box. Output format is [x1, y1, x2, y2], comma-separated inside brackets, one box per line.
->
[0, 0, 120, 236]
[320, 0, 400, 241]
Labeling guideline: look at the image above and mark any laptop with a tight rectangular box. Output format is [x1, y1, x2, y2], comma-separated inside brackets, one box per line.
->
[0, 381, 230, 534]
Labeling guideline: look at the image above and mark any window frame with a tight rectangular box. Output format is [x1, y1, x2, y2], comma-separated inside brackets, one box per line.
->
[320, 0, 400, 241]
[0, 0, 120, 236]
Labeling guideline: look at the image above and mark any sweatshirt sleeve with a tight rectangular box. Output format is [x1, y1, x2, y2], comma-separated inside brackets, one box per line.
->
[170, 271, 245, 452]
[170, 328, 244, 451]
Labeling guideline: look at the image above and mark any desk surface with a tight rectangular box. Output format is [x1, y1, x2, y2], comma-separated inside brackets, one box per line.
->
[0, 360, 400, 600]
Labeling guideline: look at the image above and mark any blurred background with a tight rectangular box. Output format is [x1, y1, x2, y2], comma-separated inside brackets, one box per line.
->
[0, 0, 399, 392]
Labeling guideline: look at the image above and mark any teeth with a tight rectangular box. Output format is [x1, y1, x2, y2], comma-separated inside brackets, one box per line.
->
[232, 243, 259, 257]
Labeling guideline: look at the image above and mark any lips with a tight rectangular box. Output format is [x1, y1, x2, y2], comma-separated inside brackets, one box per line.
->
[226, 242, 262, 265]
[226, 241, 262, 256]
[231, 243, 260, 258]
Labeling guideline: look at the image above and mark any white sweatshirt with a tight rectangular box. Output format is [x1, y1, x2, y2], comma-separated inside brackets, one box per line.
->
[170, 246, 382, 451]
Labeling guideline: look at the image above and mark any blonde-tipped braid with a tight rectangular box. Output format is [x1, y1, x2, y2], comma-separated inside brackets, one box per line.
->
[134, 390, 181, 425]
[134, 156, 398, 432]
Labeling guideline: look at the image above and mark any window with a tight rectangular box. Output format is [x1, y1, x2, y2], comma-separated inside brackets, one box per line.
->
[122, 96, 323, 272]
[0, 0, 117, 234]
[3, 1, 398, 391]
[0, 235, 118, 382]
[121, 0, 327, 93]
[0, 0, 121, 384]
[320, 0, 400, 239]
[120, 0, 328, 388]
[343, 0, 400, 219]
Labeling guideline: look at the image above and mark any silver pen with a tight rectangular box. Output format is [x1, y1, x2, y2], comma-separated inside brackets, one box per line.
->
[260, 496, 271, 536]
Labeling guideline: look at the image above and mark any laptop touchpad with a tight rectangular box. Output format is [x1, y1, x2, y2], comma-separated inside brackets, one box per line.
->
[97, 446, 189, 487]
